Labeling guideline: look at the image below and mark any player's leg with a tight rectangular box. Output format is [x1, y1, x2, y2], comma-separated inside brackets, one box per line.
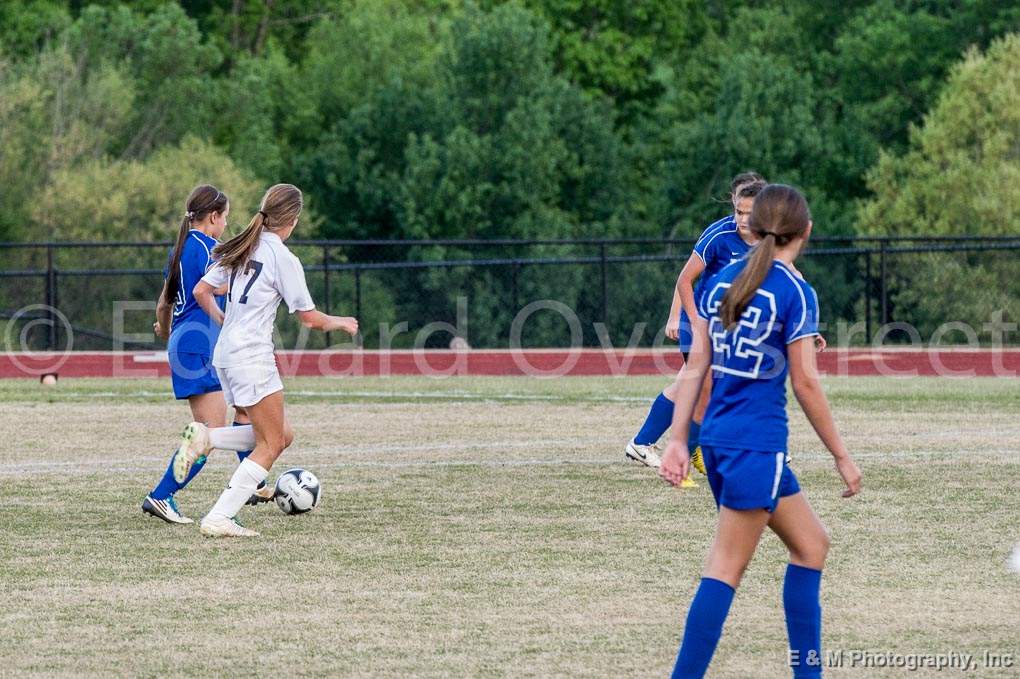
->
[625, 378, 677, 469]
[671, 507, 771, 678]
[769, 492, 830, 679]
[230, 405, 273, 504]
[201, 390, 292, 537]
[143, 390, 227, 524]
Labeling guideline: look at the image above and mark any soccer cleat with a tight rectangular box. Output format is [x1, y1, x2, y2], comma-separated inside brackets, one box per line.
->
[690, 447, 707, 475]
[245, 482, 276, 506]
[679, 475, 699, 489]
[172, 422, 211, 483]
[141, 495, 193, 524]
[199, 516, 259, 538]
[625, 439, 662, 468]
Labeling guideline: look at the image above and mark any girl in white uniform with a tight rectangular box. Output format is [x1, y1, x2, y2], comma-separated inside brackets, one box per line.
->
[172, 183, 358, 537]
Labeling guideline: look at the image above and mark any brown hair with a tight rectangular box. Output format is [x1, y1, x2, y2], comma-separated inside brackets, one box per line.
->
[734, 179, 766, 201]
[214, 183, 303, 272]
[730, 171, 765, 195]
[163, 185, 228, 308]
[720, 184, 811, 329]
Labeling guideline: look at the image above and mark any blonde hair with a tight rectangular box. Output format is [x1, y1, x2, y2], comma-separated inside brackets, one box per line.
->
[214, 184, 303, 271]
[720, 184, 811, 329]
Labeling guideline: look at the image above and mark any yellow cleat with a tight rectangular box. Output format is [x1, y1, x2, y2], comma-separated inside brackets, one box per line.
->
[679, 475, 699, 489]
[690, 447, 707, 475]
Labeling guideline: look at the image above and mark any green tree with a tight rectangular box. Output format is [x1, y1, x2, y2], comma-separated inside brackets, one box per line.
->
[858, 33, 1020, 337]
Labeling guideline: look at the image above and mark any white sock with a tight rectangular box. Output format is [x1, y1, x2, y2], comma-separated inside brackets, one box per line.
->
[205, 458, 268, 522]
[208, 425, 256, 451]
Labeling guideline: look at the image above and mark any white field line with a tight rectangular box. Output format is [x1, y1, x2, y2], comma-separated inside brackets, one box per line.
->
[41, 390, 654, 403]
[1, 440, 1018, 478]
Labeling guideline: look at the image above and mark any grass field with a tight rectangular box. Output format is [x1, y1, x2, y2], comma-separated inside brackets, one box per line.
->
[1, 375, 1018, 677]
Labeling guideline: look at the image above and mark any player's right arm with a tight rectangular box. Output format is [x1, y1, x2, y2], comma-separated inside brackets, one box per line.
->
[193, 280, 225, 326]
[658, 318, 712, 485]
[154, 280, 172, 341]
[668, 254, 705, 341]
[788, 337, 861, 497]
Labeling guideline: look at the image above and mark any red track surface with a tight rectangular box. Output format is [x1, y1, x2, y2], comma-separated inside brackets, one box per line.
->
[2, 349, 1018, 379]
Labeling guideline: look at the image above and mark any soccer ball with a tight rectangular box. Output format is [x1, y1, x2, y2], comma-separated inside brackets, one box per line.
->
[274, 468, 321, 515]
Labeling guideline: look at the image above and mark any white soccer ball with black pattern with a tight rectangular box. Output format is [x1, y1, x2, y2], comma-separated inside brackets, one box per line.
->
[274, 468, 321, 515]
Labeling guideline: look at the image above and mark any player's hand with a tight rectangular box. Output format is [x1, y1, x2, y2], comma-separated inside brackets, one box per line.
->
[659, 438, 691, 487]
[665, 316, 680, 341]
[815, 335, 827, 352]
[153, 321, 169, 341]
[332, 316, 359, 336]
[835, 456, 861, 498]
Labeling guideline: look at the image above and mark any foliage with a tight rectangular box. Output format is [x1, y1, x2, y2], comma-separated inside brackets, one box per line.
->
[1, 1, 1018, 345]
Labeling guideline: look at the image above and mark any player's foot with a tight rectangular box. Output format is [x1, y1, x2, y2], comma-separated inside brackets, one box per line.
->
[172, 422, 211, 483]
[690, 447, 706, 475]
[199, 516, 259, 538]
[245, 482, 276, 506]
[625, 439, 662, 468]
[141, 495, 193, 524]
[679, 475, 699, 489]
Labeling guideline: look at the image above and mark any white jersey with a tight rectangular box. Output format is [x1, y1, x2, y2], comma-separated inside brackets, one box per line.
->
[202, 231, 314, 369]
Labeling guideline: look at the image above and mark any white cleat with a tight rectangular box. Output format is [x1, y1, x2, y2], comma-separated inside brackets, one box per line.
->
[141, 495, 193, 524]
[625, 439, 662, 468]
[172, 422, 211, 483]
[199, 516, 260, 538]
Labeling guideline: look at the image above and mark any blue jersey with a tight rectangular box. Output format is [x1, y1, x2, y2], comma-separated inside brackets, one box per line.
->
[677, 216, 754, 351]
[164, 230, 223, 356]
[696, 259, 820, 452]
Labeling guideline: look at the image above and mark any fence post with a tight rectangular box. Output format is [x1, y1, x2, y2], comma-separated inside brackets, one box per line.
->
[322, 245, 331, 347]
[599, 243, 608, 324]
[511, 261, 520, 313]
[45, 244, 57, 350]
[879, 239, 888, 326]
[354, 267, 362, 329]
[864, 251, 872, 341]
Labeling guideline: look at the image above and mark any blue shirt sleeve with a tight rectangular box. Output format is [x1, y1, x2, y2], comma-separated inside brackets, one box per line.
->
[784, 279, 820, 344]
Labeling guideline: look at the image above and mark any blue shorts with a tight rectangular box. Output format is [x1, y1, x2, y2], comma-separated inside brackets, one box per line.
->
[677, 311, 694, 354]
[169, 351, 222, 400]
[702, 445, 801, 512]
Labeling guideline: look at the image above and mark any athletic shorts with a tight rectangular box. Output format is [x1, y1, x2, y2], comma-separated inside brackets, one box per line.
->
[702, 445, 801, 513]
[215, 362, 283, 408]
[677, 314, 694, 355]
[169, 351, 222, 400]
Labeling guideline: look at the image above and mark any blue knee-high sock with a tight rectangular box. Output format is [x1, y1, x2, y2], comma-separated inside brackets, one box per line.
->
[634, 393, 675, 445]
[233, 420, 253, 463]
[784, 564, 823, 679]
[672, 578, 735, 679]
[688, 420, 701, 455]
[150, 452, 208, 500]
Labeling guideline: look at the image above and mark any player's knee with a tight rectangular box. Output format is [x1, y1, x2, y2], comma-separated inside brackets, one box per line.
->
[282, 424, 295, 449]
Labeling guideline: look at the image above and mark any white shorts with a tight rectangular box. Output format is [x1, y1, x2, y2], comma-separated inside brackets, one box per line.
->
[215, 362, 283, 408]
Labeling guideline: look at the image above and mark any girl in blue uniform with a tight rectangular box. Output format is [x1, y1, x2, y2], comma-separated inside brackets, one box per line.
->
[659, 184, 861, 679]
[142, 185, 254, 524]
[626, 173, 765, 479]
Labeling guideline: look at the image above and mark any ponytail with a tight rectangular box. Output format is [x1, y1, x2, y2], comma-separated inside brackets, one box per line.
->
[162, 184, 228, 308]
[721, 234, 777, 328]
[719, 183, 810, 329]
[214, 212, 267, 272]
[215, 183, 304, 272]
[162, 215, 192, 308]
